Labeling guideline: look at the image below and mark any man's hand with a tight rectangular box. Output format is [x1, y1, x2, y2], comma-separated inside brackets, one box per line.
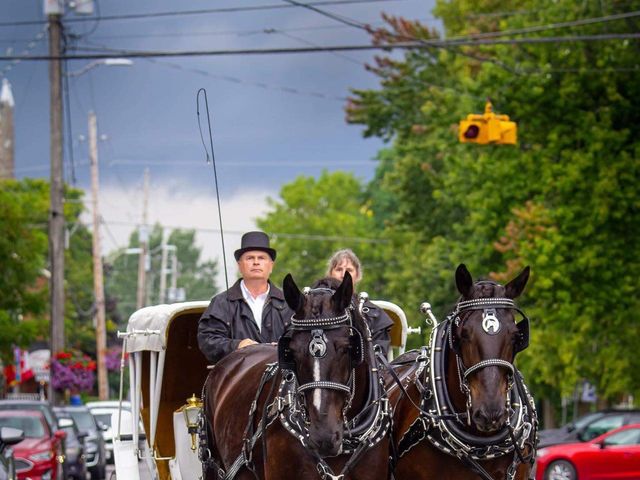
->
[238, 338, 258, 349]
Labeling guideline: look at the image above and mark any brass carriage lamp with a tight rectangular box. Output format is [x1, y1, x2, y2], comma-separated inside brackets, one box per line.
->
[183, 394, 202, 451]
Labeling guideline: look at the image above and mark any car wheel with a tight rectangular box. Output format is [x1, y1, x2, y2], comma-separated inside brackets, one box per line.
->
[545, 460, 577, 480]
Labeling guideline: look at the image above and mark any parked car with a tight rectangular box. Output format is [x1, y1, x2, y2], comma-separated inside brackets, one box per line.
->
[86, 401, 147, 464]
[0, 410, 64, 480]
[0, 401, 66, 478]
[534, 422, 640, 480]
[538, 409, 640, 447]
[52, 408, 88, 480]
[0, 401, 60, 438]
[55, 405, 106, 480]
[0, 426, 24, 480]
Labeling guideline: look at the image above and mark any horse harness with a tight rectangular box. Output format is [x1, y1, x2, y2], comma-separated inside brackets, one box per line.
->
[277, 288, 392, 479]
[200, 286, 392, 480]
[392, 297, 538, 480]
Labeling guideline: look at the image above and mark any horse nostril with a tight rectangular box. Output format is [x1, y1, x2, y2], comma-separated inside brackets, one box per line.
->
[474, 408, 505, 430]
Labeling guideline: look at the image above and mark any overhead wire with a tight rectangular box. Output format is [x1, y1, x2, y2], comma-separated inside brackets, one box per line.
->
[75, 40, 349, 101]
[4, 33, 639, 62]
[263, 28, 364, 65]
[102, 219, 390, 243]
[0, 0, 409, 28]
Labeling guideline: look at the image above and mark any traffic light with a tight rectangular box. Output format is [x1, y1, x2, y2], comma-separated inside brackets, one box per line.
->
[459, 102, 517, 145]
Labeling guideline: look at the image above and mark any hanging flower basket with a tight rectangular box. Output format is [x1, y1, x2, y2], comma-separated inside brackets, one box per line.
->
[50, 350, 96, 393]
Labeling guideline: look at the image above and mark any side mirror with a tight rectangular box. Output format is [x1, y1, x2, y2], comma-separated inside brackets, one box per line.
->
[54, 430, 67, 441]
[598, 441, 607, 449]
[0, 427, 24, 447]
[77, 430, 89, 440]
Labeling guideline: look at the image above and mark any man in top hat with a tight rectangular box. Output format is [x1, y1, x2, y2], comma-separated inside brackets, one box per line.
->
[197, 231, 293, 364]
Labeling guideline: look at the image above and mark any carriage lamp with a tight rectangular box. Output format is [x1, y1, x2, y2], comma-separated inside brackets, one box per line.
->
[183, 394, 202, 451]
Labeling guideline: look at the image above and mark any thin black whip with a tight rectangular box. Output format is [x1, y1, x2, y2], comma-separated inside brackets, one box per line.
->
[196, 88, 229, 291]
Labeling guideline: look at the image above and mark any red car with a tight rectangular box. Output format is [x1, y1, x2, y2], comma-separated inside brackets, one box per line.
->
[535, 422, 640, 480]
[0, 410, 65, 480]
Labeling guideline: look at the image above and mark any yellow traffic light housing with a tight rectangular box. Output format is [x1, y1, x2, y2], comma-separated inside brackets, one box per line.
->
[459, 102, 517, 145]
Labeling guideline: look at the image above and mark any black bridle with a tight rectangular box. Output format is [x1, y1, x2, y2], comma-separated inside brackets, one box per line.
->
[448, 296, 530, 426]
[277, 286, 364, 397]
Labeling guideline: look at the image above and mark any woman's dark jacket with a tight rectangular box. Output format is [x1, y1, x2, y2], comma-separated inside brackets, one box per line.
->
[197, 279, 293, 364]
[362, 299, 395, 356]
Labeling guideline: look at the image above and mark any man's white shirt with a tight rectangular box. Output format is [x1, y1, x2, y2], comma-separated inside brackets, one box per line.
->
[240, 280, 270, 332]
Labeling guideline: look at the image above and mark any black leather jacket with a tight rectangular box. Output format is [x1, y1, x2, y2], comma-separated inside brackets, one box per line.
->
[362, 299, 395, 356]
[197, 279, 293, 364]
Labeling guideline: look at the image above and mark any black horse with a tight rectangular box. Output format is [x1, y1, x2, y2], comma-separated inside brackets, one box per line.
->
[202, 272, 391, 479]
[387, 264, 537, 480]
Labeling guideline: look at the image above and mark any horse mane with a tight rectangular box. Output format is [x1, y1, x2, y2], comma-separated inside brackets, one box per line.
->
[311, 276, 372, 362]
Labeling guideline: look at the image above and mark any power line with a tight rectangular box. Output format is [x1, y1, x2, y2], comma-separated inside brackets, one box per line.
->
[0, 0, 408, 28]
[62, 17, 438, 41]
[3, 34, 639, 61]
[446, 9, 640, 41]
[74, 40, 349, 101]
[264, 29, 364, 65]
[102, 219, 390, 243]
[281, 0, 370, 30]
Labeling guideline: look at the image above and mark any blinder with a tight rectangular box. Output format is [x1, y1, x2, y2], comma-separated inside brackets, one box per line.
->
[278, 331, 296, 371]
[514, 316, 529, 354]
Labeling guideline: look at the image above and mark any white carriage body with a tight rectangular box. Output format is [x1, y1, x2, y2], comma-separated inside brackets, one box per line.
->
[115, 299, 414, 480]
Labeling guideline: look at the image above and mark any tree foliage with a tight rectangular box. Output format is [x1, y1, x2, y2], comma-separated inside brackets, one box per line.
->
[257, 171, 388, 295]
[0, 179, 97, 360]
[105, 224, 218, 325]
[342, 0, 640, 403]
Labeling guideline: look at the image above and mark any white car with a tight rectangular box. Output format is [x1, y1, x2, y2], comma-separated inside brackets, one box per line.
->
[86, 401, 147, 464]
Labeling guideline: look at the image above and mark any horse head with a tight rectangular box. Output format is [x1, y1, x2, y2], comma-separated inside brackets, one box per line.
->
[281, 272, 363, 457]
[451, 263, 530, 434]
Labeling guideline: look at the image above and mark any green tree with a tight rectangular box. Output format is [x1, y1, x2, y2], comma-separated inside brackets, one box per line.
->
[348, 0, 640, 406]
[105, 225, 219, 325]
[0, 179, 97, 360]
[256, 171, 388, 296]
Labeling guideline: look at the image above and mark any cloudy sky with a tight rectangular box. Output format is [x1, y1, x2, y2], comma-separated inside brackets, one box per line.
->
[3, 0, 436, 285]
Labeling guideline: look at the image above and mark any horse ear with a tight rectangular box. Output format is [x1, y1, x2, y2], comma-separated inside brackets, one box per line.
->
[505, 266, 530, 299]
[333, 271, 353, 311]
[283, 273, 304, 312]
[455, 264, 474, 298]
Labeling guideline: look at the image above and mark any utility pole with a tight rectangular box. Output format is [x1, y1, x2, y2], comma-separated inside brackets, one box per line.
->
[159, 231, 168, 304]
[47, 4, 65, 402]
[136, 169, 149, 310]
[89, 111, 108, 400]
[0, 78, 15, 179]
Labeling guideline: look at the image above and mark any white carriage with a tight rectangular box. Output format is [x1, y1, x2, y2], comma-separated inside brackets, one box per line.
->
[112, 299, 417, 479]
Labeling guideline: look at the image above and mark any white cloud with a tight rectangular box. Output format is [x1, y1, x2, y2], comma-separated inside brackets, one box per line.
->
[83, 182, 276, 292]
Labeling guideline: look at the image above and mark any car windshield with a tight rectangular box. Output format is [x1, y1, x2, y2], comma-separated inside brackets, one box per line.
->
[68, 411, 96, 431]
[0, 416, 46, 438]
[93, 413, 114, 428]
[573, 412, 604, 430]
[582, 414, 626, 441]
[0, 403, 56, 432]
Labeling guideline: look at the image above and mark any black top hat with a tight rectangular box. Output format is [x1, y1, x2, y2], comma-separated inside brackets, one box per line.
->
[234, 231, 277, 261]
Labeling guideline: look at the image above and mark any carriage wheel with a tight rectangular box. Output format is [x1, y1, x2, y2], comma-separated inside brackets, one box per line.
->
[545, 460, 577, 480]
